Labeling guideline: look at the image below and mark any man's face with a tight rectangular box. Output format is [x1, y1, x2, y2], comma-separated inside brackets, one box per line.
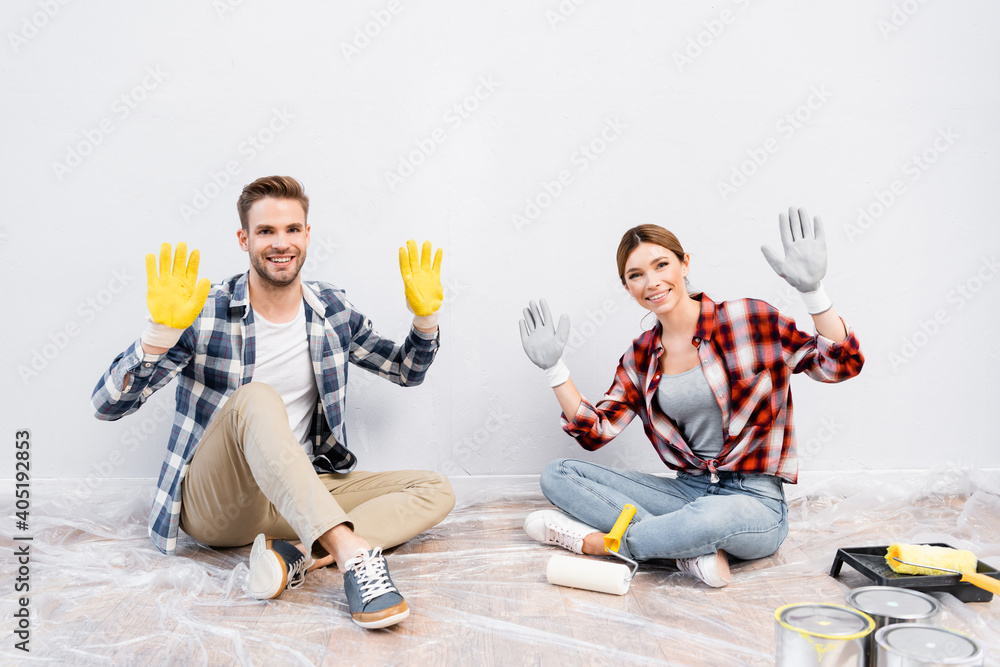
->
[238, 197, 310, 289]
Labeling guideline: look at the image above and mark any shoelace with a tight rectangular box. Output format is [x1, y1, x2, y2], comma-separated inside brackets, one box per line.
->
[675, 556, 703, 579]
[545, 522, 584, 551]
[286, 555, 310, 590]
[346, 547, 396, 604]
[677, 555, 722, 586]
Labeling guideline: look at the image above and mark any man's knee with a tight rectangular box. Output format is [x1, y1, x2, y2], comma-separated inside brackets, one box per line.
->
[390, 471, 455, 526]
[227, 382, 283, 411]
[421, 471, 456, 520]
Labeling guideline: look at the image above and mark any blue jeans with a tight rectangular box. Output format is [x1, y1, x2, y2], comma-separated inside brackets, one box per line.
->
[540, 458, 789, 562]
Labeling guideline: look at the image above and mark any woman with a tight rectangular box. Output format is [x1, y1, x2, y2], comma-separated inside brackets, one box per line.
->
[518, 208, 863, 587]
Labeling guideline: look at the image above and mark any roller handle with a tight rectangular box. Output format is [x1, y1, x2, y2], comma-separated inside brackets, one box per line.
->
[962, 571, 1000, 595]
[603, 504, 636, 554]
[892, 556, 1000, 596]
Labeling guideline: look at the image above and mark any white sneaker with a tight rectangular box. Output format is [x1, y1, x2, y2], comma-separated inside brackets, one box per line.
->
[676, 550, 731, 588]
[523, 509, 598, 555]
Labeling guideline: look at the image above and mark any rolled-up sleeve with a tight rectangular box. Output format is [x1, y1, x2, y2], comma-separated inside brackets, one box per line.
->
[562, 359, 641, 451]
[780, 313, 864, 382]
[92, 333, 193, 420]
[348, 310, 440, 387]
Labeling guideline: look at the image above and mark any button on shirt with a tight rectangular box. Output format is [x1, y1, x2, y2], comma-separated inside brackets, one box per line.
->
[92, 272, 439, 555]
[562, 294, 864, 483]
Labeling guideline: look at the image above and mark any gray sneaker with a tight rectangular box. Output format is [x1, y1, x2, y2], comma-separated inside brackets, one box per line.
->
[342, 547, 409, 629]
[248, 533, 310, 600]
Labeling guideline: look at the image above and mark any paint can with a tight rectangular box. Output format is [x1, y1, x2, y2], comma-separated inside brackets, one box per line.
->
[874, 624, 983, 666]
[775, 603, 876, 666]
[845, 587, 941, 667]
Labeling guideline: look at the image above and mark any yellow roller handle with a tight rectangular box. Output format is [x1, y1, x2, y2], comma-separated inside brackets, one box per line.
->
[961, 571, 1000, 595]
[603, 504, 636, 554]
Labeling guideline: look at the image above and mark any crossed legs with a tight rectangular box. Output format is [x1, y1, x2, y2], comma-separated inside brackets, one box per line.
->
[539, 458, 788, 562]
[178, 383, 455, 568]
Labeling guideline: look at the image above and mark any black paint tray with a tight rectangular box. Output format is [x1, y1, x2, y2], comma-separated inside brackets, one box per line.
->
[830, 543, 1000, 603]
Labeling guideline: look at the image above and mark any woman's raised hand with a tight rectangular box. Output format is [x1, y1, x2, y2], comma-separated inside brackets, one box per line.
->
[760, 207, 827, 293]
[519, 300, 572, 387]
[519, 299, 570, 369]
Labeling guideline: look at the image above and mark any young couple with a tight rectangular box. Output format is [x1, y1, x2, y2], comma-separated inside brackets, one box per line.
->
[92, 175, 861, 632]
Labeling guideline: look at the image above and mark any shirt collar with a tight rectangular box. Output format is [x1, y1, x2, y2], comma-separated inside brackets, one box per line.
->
[693, 292, 717, 345]
[300, 280, 325, 315]
[230, 271, 321, 318]
[646, 292, 717, 354]
[231, 272, 250, 315]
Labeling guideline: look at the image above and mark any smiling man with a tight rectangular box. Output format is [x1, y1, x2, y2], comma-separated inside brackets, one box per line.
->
[92, 175, 453, 629]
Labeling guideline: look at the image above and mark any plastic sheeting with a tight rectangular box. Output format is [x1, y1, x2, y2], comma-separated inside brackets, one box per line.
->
[2, 465, 999, 666]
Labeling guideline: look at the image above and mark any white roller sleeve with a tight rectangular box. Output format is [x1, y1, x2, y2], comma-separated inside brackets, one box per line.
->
[546, 555, 632, 596]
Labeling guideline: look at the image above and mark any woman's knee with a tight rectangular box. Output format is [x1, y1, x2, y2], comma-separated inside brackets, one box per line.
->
[539, 458, 573, 500]
[716, 497, 788, 559]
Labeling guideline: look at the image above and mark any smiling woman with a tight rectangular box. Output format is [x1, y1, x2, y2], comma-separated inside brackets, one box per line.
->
[518, 208, 865, 589]
[617, 225, 690, 293]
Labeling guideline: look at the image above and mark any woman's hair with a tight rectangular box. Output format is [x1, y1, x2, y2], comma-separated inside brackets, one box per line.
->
[616, 224, 688, 285]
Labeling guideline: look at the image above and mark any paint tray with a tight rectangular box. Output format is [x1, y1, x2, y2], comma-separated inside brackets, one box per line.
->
[829, 543, 1000, 603]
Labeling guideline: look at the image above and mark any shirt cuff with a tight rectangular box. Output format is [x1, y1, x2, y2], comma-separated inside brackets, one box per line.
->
[410, 325, 439, 341]
[560, 400, 591, 432]
[111, 341, 145, 389]
[816, 320, 857, 354]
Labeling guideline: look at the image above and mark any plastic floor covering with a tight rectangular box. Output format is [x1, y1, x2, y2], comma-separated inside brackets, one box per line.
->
[2, 466, 999, 666]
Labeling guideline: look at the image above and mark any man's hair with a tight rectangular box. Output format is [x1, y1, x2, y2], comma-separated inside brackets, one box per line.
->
[237, 175, 310, 231]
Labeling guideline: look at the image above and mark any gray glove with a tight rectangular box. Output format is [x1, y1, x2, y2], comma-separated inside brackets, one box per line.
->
[761, 207, 832, 314]
[761, 206, 827, 292]
[519, 299, 571, 386]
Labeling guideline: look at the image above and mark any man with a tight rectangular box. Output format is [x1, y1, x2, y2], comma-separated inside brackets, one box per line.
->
[92, 175, 454, 629]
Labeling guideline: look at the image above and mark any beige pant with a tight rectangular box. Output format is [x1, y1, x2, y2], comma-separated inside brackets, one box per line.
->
[179, 383, 455, 557]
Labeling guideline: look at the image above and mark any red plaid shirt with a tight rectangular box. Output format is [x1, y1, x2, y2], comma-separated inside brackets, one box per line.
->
[562, 294, 864, 483]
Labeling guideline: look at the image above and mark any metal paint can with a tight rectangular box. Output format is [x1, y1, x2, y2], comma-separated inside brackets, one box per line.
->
[845, 587, 941, 667]
[775, 603, 876, 666]
[875, 624, 983, 666]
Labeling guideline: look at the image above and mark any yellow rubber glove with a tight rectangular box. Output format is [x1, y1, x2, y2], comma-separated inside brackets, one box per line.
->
[145, 242, 211, 329]
[398, 239, 443, 317]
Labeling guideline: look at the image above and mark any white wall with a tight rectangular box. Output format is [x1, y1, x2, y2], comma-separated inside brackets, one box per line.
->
[3, 1, 998, 482]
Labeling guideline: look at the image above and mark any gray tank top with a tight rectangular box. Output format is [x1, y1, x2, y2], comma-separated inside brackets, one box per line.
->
[656, 365, 724, 460]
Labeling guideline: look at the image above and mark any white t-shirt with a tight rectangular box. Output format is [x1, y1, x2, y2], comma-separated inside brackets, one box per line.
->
[251, 300, 319, 454]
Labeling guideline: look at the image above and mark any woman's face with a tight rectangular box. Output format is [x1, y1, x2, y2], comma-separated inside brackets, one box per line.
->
[623, 243, 689, 315]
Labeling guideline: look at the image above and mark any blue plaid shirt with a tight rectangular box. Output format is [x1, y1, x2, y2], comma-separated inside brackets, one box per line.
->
[91, 272, 440, 555]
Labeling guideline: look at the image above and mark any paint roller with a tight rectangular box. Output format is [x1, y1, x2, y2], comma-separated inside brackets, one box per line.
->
[546, 504, 638, 595]
[887, 543, 1000, 595]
